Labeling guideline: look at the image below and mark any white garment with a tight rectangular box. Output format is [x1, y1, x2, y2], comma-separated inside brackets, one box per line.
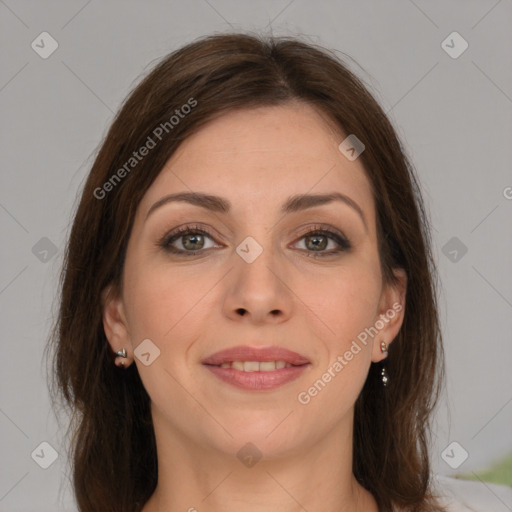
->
[432, 474, 512, 511]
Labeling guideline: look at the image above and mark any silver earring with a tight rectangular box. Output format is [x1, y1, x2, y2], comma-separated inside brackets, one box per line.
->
[115, 348, 127, 358]
[115, 348, 127, 368]
[380, 367, 389, 387]
[380, 341, 388, 386]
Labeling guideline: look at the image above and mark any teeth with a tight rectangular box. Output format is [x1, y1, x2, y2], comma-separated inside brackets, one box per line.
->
[218, 360, 292, 371]
[259, 361, 276, 372]
[244, 361, 260, 372]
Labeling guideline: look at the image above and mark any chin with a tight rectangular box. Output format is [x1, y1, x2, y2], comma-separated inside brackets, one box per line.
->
[216, 416, 309, 458]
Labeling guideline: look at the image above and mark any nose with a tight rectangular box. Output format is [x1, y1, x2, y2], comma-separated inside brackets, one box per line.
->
[222, 242, 293, 325]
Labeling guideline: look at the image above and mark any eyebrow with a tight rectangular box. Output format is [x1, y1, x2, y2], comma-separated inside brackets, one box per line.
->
[146, 191, 367, 231]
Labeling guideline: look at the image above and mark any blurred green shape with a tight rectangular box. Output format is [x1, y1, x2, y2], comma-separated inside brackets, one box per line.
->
[456, 454, 512, 487]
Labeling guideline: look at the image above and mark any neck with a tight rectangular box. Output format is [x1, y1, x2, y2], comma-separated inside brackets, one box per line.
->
[141, 407, 379, 512]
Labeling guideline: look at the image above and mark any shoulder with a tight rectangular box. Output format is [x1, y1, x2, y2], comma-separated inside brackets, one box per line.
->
[430, 474, 512, 512]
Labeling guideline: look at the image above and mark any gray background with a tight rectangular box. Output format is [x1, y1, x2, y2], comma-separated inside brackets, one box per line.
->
[1, 1, 511, 510]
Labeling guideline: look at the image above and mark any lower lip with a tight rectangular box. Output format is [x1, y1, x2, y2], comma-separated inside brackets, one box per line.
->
[203, 364, 310, 391]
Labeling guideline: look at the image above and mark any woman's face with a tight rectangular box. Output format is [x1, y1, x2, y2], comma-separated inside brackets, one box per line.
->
[103, 102, 406, 459]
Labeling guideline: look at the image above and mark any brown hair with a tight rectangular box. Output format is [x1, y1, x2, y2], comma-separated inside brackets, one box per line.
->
[46, 32, 446, 512]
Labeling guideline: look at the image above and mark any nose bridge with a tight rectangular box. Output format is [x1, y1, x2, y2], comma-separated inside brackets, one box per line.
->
[235, 233, 280, 292]
[225, 231, 291, 322]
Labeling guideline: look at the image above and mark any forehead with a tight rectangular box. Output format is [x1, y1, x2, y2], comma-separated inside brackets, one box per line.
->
[138, 103, 375, 222]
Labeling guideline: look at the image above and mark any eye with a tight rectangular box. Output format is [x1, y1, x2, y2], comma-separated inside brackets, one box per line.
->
[292, 225, 352, 257]
[158, 224, 222, 255]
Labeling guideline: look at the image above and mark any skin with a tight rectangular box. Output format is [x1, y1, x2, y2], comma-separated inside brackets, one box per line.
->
[102, 101, 407, 512]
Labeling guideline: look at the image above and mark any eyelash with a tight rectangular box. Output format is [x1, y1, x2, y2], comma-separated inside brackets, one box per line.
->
[157, 223, 352, 258]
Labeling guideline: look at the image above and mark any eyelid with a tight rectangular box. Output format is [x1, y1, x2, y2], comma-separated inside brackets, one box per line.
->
[157, 224, 222, 252]
[289, 223, 352, 254]
[292, 223, 348, 242]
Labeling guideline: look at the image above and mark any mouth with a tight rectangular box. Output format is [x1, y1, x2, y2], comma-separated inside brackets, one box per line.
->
[211, 360, 297, 371]
[202, 345, 310, 366]
[202, 345, 311, 390]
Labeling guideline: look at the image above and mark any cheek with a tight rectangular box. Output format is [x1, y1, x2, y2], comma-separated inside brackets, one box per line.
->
[122, 258, 218, 345]
[295, 267, 379, 415]
[295, 262, 382, 347]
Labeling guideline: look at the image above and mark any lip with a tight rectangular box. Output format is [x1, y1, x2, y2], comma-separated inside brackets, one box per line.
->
[202, 345, 311, 391]
[204, 365, 309, 391]
[201, 345, 310, 366]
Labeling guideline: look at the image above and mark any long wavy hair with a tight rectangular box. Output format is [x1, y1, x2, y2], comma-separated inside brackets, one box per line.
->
[46, 32, 446, 512]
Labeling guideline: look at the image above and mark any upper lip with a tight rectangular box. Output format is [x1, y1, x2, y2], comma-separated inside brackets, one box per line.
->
[202, 345, 310, 366]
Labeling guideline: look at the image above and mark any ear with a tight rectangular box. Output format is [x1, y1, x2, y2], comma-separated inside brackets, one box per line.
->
[371, 267, 407, 363]
[101, 283, 132, 365]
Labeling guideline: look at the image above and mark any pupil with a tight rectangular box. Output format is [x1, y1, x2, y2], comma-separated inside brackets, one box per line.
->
[308, 235, 326, 251]
[183, 234, 204, 250]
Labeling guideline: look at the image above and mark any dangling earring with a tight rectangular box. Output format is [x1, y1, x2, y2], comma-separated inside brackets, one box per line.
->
[380, 367, 389, 387]
[380, 341, 389, 387]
